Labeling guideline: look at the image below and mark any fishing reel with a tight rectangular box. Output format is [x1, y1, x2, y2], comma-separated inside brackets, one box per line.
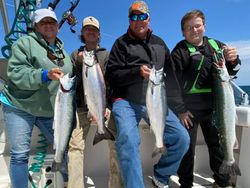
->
[62, 10, 78, 33]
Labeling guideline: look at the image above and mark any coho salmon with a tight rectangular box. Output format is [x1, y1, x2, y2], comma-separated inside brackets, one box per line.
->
[82, 52, 114, 145]
[52, 74, 76, 172]
[146, 66, 167, 157]
[212, 52, 241, 176]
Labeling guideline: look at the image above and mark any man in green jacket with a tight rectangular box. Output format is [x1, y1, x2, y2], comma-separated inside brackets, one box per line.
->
[0, 8, 73, 188]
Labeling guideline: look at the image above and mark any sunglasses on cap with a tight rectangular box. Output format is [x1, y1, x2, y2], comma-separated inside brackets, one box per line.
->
[129, 13, 149, 21]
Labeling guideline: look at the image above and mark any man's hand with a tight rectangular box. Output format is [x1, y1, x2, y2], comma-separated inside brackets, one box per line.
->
[140, 65, 151, 79]
[104, 108, 111, 119]
[87, 108, 111, 124]
[48, 67, 64, 81]
[222, 46, 238, 62]
[77, 51, 84, 63]
[178, 111, 194, 129]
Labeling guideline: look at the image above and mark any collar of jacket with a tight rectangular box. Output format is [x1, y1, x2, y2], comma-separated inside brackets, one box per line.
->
[29, 31, 65, 59]
[31, 31, 64, 50]
[127, 27, 152, 42]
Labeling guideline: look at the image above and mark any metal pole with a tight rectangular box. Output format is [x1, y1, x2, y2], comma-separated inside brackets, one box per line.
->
[14, 0, 20, 12]
[0, 0, 10, 34]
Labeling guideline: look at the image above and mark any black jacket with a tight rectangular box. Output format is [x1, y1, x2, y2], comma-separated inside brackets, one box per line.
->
[106, 29, 177, 105]
[71, 46, 109, 109]
[170, 36, 241, 114]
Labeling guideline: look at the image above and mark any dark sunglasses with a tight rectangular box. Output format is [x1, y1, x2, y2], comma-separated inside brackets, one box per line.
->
[47, 49, 65, 67]
[129, 13, 149, 21]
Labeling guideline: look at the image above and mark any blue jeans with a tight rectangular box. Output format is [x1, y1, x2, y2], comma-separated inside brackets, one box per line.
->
[2, 104, 54, 188]
[112, 99, 190, 188]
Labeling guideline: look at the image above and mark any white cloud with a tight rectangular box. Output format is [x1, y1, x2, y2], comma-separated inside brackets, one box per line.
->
[5, 3, 14, 8]
[233, 58, 250, 86]
[225, 40, 250, 85]
[226, 40, 250, 60]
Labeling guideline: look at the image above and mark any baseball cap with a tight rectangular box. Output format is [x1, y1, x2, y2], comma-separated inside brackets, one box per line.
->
[129, 1, 150, 16]
[82, 16, 100, 30]
[33, 8, 58, 23]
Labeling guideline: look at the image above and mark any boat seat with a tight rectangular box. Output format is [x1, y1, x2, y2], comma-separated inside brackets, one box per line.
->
[236, 106, 250, 127]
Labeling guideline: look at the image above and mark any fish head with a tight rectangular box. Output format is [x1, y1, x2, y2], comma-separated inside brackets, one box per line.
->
[149, 67, 164, 85]
[59, 74, 75, 91]
[213, 49, 226, 68]
[83, 55, 96, 67]
[213, 60, 230, 82]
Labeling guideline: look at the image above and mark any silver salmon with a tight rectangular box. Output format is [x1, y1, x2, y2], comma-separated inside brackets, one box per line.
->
[82, 53, 114, 145]
[212, 53, 241, 176]
[52, 74, 76, 172]
[146, 66, 167, 157]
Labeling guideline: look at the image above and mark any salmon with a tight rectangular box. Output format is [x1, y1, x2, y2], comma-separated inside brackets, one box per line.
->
[52, 74, 76, 172]
[146, 66, 167, 157]
[82, 52, 114, 145]
[212, 52, 241, 176]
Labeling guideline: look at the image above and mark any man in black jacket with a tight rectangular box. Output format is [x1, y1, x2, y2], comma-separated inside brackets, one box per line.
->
[106, 1, 190, 188]
[170, 10, 241, 188]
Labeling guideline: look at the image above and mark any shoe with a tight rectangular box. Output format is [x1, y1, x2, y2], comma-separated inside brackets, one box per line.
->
[152, 175, 169, 188]
[212, 182, 233, 188]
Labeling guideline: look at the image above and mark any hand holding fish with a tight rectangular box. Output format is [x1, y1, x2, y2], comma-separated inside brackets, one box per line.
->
[48, 67, 64, 80]
[76, 51, 84, 63]
[140, 65, 151, 79]
[88, 108, 111, 124]
[222, 46, 238, 62]
[104, 108, 111, 119]
[178, 111, 194, 129]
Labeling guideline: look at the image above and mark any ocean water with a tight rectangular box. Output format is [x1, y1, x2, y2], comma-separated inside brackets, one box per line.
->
[234, 85, 250, 105]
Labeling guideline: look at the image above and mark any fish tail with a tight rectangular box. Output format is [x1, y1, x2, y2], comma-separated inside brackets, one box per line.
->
[51, 160, 62, 172]
[152, 146, 166, 158]
[93, 127, 115, 145]
[219, 161, 241, 176]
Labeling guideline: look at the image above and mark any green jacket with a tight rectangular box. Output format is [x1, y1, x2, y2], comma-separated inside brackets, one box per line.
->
[3, 31, 73, 117]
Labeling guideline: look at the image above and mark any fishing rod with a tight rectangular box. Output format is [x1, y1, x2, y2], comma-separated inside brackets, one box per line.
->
[58, 0, 80, 33]
[47, 0, 60, 10]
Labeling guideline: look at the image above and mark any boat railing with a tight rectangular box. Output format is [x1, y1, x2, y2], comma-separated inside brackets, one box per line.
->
[232, 81, 249, 106]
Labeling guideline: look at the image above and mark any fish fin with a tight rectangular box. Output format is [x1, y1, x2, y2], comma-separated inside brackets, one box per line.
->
[219, 161, 241, 176]
[152, 146, 166, 158]
[93, 127, 115, 145]
[51, 160, 62, 172]
[233, 138, 239, 149]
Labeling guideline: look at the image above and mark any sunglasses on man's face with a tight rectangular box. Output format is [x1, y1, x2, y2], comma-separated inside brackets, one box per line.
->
[129, 13, 149, 21]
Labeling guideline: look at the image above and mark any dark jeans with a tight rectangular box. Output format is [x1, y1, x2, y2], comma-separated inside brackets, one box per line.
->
[178, 109, 231, 188]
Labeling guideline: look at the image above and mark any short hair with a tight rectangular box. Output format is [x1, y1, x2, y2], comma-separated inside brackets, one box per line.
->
[181, 10, 205, 31]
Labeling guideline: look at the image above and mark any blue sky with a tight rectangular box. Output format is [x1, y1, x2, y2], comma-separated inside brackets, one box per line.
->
[1, 0, 250, 85]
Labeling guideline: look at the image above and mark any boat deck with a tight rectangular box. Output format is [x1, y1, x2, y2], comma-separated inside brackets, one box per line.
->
[0, 123, 218, 188]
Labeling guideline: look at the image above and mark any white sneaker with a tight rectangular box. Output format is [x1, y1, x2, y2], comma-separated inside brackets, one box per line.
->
[152, 175, 169, 188]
